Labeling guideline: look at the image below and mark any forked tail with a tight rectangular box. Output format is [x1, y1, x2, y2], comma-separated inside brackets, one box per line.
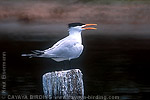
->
[21, 50, 44, 58]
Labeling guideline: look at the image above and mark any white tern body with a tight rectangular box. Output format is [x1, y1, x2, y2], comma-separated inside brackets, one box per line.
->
[22, 23, 97, 62]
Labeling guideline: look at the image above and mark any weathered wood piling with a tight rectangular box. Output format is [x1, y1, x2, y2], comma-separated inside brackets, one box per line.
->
[42, 69, 84, 100]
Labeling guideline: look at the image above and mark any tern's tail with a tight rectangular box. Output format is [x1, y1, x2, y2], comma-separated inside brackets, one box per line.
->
[21, 50, 44, 58]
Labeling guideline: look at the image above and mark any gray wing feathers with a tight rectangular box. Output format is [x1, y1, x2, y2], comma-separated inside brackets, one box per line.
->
[21, 36, 82, 60]
[44, 37, 78, 58]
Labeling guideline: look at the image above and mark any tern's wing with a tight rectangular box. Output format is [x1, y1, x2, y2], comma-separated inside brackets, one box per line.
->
[44, 36, 69, 52]
[51, 36, 69, 50]
[44, 36, 79, 58]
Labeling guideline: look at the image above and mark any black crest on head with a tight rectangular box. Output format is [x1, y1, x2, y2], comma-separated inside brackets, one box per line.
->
[68, 23, 85, 28]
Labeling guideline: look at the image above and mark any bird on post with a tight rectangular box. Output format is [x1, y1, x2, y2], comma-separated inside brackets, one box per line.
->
[22, 23, 97, 62]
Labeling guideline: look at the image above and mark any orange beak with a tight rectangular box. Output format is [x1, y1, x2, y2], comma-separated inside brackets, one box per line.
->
[82, 24, 97, 30]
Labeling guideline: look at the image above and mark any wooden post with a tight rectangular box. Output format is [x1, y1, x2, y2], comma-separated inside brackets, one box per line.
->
[42, 69, 84, 100]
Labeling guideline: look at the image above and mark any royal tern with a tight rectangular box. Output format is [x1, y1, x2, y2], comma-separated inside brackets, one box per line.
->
[22, 23, 97, 62]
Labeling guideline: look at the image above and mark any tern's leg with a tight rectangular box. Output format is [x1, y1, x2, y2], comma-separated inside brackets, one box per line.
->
[69, 60, 71, 69]
[63, 61, 66, 70]
[61, 61, 65, 71]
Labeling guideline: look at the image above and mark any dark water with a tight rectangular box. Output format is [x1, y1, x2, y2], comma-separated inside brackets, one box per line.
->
[1, 34, 150, 100]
